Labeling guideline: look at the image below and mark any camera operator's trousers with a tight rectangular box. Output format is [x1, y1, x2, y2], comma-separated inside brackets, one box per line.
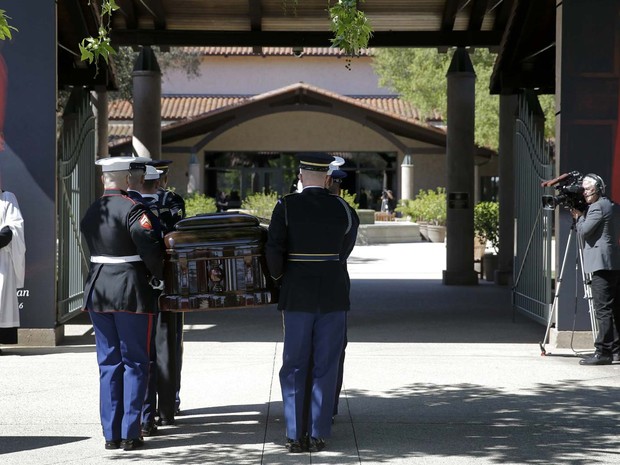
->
[591, 270, 620, 355]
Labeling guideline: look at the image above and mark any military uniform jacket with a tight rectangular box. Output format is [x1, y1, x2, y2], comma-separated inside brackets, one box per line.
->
[266, 187, 359, 312]
[81, 189, 164, 313]
[576, 196, 620, 273]
[157, 187, 186, 234]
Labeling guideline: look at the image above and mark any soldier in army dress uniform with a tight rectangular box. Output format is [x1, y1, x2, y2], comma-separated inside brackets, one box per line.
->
[266, 152, 359, 453]
[81, 157, 164, 451]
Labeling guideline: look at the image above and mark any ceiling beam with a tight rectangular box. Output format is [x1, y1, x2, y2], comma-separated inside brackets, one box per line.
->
[139, 0, 166, 29]
[110, 30, 504, 48]
[248, 0, 263, 54]
[469, 0, 489, 31]
[441, 0, 460, 31]
[58, 67, 112, 88]
[116, 0, 138, 29]
[248, 0, 262, 31]
[492, 0, 515, 31]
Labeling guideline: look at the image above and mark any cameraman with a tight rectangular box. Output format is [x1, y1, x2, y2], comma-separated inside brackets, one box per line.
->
[570, 173, 620, 365]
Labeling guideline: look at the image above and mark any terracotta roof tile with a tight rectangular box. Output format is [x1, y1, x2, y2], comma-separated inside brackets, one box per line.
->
[108, 94, 437, 124]
[108, 85, 446, 146]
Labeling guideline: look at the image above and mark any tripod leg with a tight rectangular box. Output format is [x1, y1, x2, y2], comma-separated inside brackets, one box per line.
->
[540, 226, 574, 355]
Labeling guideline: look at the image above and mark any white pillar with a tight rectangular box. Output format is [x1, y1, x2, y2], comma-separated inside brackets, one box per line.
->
[400, 153, 415, 201]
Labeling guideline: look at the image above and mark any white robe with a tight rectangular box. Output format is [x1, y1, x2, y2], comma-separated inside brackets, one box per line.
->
[0, 191, 25, 328]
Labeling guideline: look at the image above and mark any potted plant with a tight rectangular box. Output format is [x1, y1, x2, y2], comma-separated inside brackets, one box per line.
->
[474, 201, 500, 281]
[396, 196, 425, 238]
[424, 187, 446, 243]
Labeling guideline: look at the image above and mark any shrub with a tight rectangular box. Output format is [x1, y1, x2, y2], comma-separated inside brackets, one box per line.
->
[340, 189, 359, 209]
[397, 187, 446, 225]
[241, 192, 279, 221]
[184, 192, 217, 217]
[474, 201, 500, 253]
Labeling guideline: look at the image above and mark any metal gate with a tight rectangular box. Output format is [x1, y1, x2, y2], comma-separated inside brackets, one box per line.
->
[512, 91, 554, 323]
[57, 88, 96, 324]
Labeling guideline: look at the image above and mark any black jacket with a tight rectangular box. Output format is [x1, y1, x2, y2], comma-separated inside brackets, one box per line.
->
[81, 189, 164, 313]
[266, 187, 359, 312]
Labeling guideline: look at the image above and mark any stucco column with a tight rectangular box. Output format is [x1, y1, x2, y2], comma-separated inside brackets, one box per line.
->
[132, 46, 161, 160]
[400, 153, 414, 201]
[187, 152, 204, 194]
[443, 48, 478, 285]
[495, 94, 518, 285]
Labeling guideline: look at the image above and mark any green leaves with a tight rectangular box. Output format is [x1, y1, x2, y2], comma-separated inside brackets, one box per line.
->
[474, 201, 500, 252]
[79, 0, 120, 76]
[328, 0, 372, 57]
[397, 188, 446, 226]
[184, 192, 217, 217]
[0, 9, 17, 40]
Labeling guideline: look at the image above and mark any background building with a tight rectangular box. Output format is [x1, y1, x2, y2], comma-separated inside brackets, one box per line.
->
[109, 47, 498, 208]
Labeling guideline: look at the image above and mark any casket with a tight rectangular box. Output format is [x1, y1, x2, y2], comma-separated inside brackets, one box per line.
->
[159, 212, 278, 311]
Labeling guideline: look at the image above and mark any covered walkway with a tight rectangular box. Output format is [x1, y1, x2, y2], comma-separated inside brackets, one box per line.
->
[1, 243, 616, 465]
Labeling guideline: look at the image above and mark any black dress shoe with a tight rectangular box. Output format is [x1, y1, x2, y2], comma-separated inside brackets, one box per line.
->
[308, 437, 326, 452]
[121, 438, 145, 451]
[104, 440, 121, 450]
[285, 438, 305, 453]
[580, 353, 612, 365]
[141, 421, 158, 437]
[156, 417, 175, 426]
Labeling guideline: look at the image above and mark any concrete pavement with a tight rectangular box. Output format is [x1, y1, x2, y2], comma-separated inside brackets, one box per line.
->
[1, 242, 619, 465]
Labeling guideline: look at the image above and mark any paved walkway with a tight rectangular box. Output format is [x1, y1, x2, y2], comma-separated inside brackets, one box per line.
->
[1, 243, 619, 465]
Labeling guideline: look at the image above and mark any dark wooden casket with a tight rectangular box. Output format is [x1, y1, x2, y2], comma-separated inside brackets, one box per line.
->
[159, 212, 278, 311]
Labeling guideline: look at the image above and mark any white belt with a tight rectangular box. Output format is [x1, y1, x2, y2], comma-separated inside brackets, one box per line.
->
[90, 255, 142, 264]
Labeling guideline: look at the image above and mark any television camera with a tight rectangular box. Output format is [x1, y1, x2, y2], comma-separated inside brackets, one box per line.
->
[541, 171, 586, 211]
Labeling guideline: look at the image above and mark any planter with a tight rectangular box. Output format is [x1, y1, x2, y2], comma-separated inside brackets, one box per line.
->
[426, 224, 446, 243]
[482, 253, 499, 282]
[418, 222, 429, 241]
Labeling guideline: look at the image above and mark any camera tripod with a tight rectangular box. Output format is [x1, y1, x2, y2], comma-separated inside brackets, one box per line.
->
[539, 217, 598, 355]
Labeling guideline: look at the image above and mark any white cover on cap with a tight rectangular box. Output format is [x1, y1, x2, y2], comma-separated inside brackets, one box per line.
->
[327, 156, 345, 175]
[144, 165, 163, 180]
[96, 156, 147, 172]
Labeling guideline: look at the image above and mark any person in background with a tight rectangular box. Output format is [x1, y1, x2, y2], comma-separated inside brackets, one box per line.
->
[358, 188, 368, 209]
[571, 173, 620, 365]
[147, 160, 186, 425]
[0, 171, 25, 353]
[139, 164, 165, 437]
[324, 165, 359, 421]
[216, 191, 229, 212]
[81, 157, 164, 451]
[266, 152, 358, 454]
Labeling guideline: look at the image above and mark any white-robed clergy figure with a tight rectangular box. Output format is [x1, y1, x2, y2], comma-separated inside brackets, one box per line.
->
[0, 187, 25, 348]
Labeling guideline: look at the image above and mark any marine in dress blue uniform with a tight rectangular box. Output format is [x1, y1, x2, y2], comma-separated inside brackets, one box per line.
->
[266, 153, 359, 453]
[81, 157, 164, 451]
[148, 160, 186, 424]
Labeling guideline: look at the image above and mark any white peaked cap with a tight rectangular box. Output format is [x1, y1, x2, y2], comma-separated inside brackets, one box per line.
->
[95, 156, 148, 172]
[327, 156, 345, 175]
[144, 165, 163, 180]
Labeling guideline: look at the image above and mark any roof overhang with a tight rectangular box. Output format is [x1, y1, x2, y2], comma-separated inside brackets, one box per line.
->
[57, 0, 554, 95]
[490, 0, 556, 94]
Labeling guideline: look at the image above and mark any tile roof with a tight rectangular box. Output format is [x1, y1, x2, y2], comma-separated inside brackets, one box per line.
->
[108, 84, 447, 146]
[109, 94, 440, 123]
